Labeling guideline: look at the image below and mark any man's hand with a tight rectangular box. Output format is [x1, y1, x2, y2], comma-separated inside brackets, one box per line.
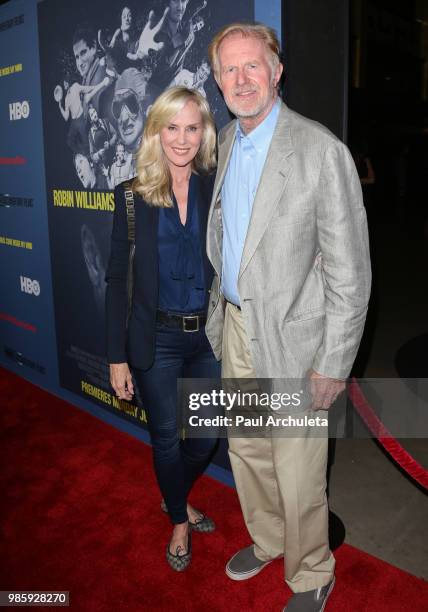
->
[309, 369, 345, 410]
[136, 8, 169, 58]
[110, 362, 134, 401]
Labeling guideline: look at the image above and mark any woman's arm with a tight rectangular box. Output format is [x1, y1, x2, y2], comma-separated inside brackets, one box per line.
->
[105, 183, 132, 371]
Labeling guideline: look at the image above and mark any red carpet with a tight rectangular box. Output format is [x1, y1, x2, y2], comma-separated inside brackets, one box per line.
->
[1, 368, 427, 611]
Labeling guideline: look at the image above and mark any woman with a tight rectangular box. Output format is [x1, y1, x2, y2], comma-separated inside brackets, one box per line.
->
[106, 87, 219, 571]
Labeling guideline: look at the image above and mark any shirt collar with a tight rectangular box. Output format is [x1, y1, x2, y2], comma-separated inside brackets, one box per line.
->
[236, 97, 281, 153]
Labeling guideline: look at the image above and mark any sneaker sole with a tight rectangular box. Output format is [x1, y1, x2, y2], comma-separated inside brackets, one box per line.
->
[282, 576, 336, 612]
[225, 559, 272, 581]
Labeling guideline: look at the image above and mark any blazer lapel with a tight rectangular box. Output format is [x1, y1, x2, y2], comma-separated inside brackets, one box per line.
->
[239, 104, 294, 278]
[196, 173, 215, 288]
[207, 121, 236, 275]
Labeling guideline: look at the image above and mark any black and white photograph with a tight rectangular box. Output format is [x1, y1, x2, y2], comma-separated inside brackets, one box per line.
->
[38, 0, 254, 407]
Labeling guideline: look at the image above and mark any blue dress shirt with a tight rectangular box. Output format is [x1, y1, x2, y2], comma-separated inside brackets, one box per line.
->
[221, 99, 281, 306]
[158, 174, 206, 313]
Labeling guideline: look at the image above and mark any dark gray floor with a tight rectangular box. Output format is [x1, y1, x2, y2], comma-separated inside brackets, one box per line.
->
[328, 218, 428, 580]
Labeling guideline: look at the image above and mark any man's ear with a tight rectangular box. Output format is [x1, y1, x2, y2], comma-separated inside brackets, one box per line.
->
[274, 62, 284, 88]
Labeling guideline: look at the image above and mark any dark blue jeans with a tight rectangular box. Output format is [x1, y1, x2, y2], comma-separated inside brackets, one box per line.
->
[133, 323, 220, 524]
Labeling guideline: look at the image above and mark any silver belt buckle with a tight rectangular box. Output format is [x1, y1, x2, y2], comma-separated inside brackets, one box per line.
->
[183, 315, 199, 332]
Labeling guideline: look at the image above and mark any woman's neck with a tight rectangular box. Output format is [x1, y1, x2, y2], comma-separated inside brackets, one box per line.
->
[170, 165, 192, 186]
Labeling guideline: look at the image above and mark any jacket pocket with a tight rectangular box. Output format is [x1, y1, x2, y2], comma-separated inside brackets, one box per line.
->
[284, 308, 325, 323]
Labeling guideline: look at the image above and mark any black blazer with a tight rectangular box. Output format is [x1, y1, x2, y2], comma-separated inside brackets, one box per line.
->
[105, 172, 215, 370]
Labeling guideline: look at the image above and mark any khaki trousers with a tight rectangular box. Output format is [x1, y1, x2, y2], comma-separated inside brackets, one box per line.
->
[222, 302, 335, 593]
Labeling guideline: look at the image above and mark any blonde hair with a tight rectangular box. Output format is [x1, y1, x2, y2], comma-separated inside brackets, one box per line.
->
[208, 22, 281, 79]
[132, 87, 216, 207]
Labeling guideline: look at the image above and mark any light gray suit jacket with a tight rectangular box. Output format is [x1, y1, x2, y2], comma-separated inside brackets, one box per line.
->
[205, 101, 371, 379]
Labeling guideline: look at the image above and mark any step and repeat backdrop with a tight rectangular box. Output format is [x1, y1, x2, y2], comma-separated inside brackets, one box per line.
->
[0, 0, 280, 470]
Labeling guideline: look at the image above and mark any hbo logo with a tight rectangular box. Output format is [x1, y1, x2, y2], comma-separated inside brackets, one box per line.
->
[9, 101, 30, 121]
[20, 276, 40, 296]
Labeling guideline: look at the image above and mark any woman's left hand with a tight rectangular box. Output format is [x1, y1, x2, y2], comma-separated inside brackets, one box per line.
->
[110, 362, 134, 401]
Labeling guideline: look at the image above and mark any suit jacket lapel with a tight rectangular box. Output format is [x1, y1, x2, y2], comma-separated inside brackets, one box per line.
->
[207, 121, 236, 275]
[239, 104, 294, 278]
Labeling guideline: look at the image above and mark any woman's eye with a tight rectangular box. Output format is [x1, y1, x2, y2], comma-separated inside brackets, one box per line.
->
[168, 126, 176, 131]
[187, 126, 198, 132]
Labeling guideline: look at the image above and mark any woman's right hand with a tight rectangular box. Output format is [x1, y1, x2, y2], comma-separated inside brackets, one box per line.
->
[110, 362, 134, 401]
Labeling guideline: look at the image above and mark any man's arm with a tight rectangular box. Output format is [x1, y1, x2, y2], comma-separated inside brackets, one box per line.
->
[82, 77, 110, 106]
[312, 139, 371, 382]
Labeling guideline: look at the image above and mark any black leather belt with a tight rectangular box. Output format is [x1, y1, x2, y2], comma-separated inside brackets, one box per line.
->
[156, 310, 206, 332]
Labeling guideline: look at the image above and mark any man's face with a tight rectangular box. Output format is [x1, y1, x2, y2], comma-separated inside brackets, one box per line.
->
[73, 39, 97, 80]
[168, 0, 189, 24]
[75, 154, 94, 188]
[197, 63, 210, 82]
[217, 34, 282, 127]
[194, 16, 204, 32]
[121, 7, 132, 31]
[88, 106, 98, 123]
[116, 99, 143, 148]
[116, 145, 125, 162]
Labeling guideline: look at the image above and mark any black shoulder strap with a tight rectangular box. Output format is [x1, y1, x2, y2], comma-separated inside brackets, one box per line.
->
[123, 181, 135, 243]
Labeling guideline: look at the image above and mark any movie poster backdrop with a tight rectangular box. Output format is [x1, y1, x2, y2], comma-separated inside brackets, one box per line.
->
[38, 0, 254, 428]
[0, 0, 58, 388]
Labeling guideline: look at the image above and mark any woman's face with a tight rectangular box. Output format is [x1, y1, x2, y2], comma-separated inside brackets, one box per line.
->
[121, 7, 132, 30]
[160, 100, 203, 170]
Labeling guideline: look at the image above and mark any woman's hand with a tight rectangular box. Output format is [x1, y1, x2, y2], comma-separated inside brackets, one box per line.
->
[110, 362, 134, 401]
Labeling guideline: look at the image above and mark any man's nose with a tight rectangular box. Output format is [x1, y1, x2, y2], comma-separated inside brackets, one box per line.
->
[236, 67, 249, 86]
[119, 107, 131, 121]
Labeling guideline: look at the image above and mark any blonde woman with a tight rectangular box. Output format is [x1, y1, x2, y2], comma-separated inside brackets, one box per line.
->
[106, 87, 219, 571]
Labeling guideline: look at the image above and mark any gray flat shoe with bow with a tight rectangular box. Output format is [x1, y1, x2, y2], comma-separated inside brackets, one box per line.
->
[161, 499, 216, 533]
[166, 530, 192, 572]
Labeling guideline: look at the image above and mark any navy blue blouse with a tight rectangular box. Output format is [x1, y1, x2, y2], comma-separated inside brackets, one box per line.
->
[157, 174, 206, 313]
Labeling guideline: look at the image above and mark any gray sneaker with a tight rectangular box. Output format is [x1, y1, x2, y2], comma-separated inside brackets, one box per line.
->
[225, 545, 272, 581]
[284, 577, 335, 611]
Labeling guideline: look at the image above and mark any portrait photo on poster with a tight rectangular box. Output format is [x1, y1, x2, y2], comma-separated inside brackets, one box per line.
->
[37, 0, 254, 417]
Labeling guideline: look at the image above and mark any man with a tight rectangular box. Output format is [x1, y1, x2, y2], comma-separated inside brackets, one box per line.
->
[72, 26, 112, 118]
[74, 152, 96, 189]
[106, 141, 134, 189]
[111, 87, 145, 155]
[206, 23, 371, 611]
[149, 0, 199, 91]
[87, 103, 117, 168]
[171, 59, 210, 97]
[54, 74, 110, 155]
